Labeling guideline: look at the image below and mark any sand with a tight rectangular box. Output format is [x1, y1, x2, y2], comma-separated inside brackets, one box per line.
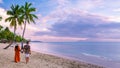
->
[0, 43, 105, 68]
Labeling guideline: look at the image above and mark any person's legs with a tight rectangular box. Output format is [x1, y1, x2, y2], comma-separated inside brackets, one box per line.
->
[26, 57, 29, 64]
[18, 53, 20, 62]
[25, 54, 30, 64]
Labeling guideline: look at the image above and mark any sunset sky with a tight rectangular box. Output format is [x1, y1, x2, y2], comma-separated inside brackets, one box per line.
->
[0, 0, 120, 42]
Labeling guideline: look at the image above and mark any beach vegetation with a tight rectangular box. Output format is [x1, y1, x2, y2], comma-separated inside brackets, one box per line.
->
[0, 26, 26, 43]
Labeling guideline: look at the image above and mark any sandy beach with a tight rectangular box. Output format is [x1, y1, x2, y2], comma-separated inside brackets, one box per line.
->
[0, 43, 105, 68]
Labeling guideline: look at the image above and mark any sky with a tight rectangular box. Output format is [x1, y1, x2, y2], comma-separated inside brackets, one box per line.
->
[0, 0, 120, 42]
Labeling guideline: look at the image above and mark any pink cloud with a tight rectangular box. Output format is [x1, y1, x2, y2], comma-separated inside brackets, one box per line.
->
[28, 35, 87, 42]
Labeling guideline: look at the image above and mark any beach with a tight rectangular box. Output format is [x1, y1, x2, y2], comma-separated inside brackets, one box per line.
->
[0, 43, 105, 68]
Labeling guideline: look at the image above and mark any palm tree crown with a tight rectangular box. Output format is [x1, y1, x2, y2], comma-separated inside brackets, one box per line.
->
[5, 5, 23, 29]
[21, 2, 38, 24]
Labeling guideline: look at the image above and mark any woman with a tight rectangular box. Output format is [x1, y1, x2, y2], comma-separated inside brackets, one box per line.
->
[14, 44, 21, 63]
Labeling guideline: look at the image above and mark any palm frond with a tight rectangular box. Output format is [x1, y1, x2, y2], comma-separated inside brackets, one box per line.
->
[5, 17, 14, 22]
[7, 11, 14, 15]
[31, 14, 38, 19]
[28, 7, 35, 12]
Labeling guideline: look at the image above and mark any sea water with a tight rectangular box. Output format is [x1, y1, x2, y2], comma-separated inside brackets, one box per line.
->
[30, 42, 120, 68]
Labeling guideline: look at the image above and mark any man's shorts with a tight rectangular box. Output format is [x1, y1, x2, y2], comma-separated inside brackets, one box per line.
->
[25, 54, 30, 58]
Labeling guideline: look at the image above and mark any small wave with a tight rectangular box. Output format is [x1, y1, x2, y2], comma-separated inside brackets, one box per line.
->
[82, 53, 112, 61]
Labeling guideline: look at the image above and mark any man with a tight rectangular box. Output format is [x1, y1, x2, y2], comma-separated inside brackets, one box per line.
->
[23, 41, 31, 64]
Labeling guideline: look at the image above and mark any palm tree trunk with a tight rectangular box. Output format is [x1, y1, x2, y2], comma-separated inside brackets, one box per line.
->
[4, 26, 16, 49]
[13, 25, 16, 42]
[21, 21, 26, 50]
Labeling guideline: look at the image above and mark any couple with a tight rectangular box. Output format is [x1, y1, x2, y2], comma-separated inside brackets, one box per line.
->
[14, 41, 31, 64]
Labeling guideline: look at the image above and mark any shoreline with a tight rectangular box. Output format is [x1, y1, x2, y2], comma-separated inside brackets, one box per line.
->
[0, 43, 105, 68]
[31, 42, 120, 68]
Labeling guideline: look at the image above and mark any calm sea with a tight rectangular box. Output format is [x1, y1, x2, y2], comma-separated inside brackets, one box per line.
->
[30, 42, 120, 68]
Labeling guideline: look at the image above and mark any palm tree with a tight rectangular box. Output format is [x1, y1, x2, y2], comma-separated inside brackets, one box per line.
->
[4, 4, 23, 49]
[0, 16, 2, 21]
[0, 16, 2, 30]
[21, 2, 38, 49]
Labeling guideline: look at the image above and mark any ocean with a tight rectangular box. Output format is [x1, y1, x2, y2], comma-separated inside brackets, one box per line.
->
[30, 42, 120, 68]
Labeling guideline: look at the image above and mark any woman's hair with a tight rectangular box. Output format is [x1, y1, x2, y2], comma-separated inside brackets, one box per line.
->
[15, 44, 19, 50]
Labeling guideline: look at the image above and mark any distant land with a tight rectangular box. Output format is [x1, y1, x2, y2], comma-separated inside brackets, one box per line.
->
[31, 40, 43, 42]
[77, 40, 120, 42]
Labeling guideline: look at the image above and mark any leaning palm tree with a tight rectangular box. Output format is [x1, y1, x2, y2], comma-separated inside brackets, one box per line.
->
[4, 4, 23, 49]
[21, 2, 38, 49]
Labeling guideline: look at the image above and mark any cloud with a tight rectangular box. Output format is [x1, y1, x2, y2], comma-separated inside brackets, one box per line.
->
[76, 0, 104, 10]
[34, 9, 120, 41]
[35, 0, 107, 34]
[107, 16, 120, 22]
[113, 8, 120, 12]
[29, 35, 87, 42]
[0, 0, 2, 3]
[27, 0, 120, 41]
[0, 7, 9, 27]
[54, 0, 104, 11]
[55, 0, 69, 8]
[49, 17, 120, 39]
